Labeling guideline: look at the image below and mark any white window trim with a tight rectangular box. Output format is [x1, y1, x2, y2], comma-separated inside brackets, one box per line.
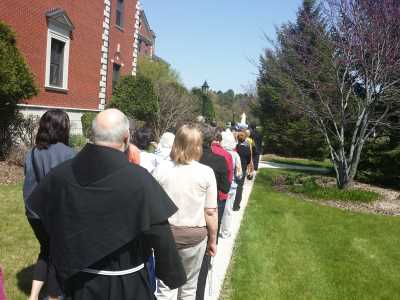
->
[45, 23, 70, 91]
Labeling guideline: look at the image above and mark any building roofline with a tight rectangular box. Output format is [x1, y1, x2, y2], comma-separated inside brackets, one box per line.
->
[140, 10, 156, 39]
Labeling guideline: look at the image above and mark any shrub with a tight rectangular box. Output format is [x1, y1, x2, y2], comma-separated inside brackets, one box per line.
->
[286, 174, 379, 203]
[109, 75, 158, 122]
[0, 21, 38, 160]
[7, 143, 28, 167]
[81, 112, 97, 140]
[69, 134, 86, 149]
[12, 113, 39, 148]
[357, 137, 400, 188]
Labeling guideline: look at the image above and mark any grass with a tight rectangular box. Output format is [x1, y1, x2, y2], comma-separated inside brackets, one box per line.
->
[222, 169, 400, 300]
[263, 154, 333, 169]
[0, 183, 38, 300]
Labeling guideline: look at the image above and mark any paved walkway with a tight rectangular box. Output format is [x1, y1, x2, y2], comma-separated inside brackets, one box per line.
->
[204, 175, 256, 300]
[204, 160, 330, 299]
[259, 161, 331, 173]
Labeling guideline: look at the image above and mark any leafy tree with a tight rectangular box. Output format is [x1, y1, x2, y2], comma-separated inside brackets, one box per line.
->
[109, 75, 158, 122]
[258, 0, 400, 189]
[0, 21, 38, 159]
[136, 56, 198, 138]
[152, 82, 196, 140]
[137, 56, 180, 84]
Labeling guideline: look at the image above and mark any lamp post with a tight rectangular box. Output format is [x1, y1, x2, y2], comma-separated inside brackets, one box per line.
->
[201, 81, 209, 119]
[201, 81, 209, 94]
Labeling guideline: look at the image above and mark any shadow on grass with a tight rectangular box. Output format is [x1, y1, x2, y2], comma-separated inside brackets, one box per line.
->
[16, 265, 33, 295]
[16, 265, 56, 298]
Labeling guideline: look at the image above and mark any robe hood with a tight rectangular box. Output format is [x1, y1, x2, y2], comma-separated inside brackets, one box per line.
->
[72, 143, 129, 186]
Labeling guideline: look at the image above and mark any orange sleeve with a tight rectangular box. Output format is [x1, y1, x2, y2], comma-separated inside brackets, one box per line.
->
[127, 144, 141, 165]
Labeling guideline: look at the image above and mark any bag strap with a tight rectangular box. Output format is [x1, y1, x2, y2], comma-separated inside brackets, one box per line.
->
[31, 147, 41, 183]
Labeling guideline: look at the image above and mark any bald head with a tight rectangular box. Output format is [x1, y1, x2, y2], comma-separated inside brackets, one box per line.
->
[92, 109, 130, 149]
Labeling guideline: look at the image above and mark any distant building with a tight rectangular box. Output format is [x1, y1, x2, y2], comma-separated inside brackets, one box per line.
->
[138, 10, 156, 58]
[0, 0, 141, 134]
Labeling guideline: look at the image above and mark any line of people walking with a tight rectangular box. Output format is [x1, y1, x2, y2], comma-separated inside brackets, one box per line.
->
[22, 108, 262, 300]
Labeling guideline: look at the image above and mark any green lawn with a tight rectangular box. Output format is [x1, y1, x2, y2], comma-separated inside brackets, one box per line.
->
[222, 169, 400, 300]
[0, 183, 37, 300]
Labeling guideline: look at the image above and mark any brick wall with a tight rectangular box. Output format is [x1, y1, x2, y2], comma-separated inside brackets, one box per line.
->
[0, 0, 139, 110]
[105, 0, 138, 103]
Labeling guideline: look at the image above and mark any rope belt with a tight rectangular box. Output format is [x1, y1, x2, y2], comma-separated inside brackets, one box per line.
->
[82, 263, 145, 276]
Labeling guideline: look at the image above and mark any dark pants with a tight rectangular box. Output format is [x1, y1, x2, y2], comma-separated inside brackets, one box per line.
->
[253, 154, 260, 171]
[217, 199, 226, 234]
[233, 175, 246, 211]
[28, 218, 62, 296]
[196, 199, 226, 300]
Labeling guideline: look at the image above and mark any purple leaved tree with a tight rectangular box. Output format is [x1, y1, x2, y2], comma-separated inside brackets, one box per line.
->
[275, 0, 400, 188]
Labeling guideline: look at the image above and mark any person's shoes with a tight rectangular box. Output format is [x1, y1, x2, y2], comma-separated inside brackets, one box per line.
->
[232, 206, 240, 211]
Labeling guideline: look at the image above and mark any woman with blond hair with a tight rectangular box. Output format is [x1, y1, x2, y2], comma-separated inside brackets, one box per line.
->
[153, 124, 218, 300]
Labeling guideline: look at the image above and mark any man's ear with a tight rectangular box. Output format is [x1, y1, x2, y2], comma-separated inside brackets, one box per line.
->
[124, 130, 130, 145]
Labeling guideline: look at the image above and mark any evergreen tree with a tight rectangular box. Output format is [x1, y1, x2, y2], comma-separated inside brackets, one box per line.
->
[256, 0, 328, 160]
[0, 21, 38, 159]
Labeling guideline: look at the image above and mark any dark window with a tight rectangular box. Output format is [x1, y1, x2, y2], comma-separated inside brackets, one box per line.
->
[116, 0, 124, 28]
[112, 63, 121, 91]
[49, 38, 65, 87]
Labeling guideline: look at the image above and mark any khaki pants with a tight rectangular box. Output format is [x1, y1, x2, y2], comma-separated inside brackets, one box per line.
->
[156, 238, 207, 300]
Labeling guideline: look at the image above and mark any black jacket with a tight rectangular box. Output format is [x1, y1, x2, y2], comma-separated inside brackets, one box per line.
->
[251, 130, 263, 155]
[237, 143, 252, 171]
[29, 143, 186, 299]
[200, 146, 230, 195]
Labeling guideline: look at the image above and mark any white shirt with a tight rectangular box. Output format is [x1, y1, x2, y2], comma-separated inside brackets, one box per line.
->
[153, 160, 217, 227]
[139, 151, 158, 174]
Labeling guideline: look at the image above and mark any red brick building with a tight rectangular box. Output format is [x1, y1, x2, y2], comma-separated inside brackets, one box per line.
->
[0, 0, 141, 133]
[138, 10, 155, 58]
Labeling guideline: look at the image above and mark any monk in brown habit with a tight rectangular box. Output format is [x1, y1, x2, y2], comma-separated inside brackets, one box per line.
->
[29, 109, 186, 299]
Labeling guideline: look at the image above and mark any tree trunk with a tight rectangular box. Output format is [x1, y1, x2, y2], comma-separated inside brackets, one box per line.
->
[334, 159, 352, 189]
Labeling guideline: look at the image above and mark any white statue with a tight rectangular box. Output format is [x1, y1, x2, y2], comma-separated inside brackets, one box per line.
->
[240, 113, 247, 125]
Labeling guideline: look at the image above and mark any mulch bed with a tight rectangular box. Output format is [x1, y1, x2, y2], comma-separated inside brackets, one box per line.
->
[0, 161, 24, 185]
[274, 176, 400, 216]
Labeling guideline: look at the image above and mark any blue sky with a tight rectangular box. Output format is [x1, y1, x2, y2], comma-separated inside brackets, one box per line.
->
[142, 1, 303, 93]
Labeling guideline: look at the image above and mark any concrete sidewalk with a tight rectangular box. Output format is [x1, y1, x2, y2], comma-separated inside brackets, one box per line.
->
[204, 176, 256, 300]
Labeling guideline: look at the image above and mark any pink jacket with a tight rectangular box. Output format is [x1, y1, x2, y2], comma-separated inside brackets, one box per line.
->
[0, 267, 7, 300]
